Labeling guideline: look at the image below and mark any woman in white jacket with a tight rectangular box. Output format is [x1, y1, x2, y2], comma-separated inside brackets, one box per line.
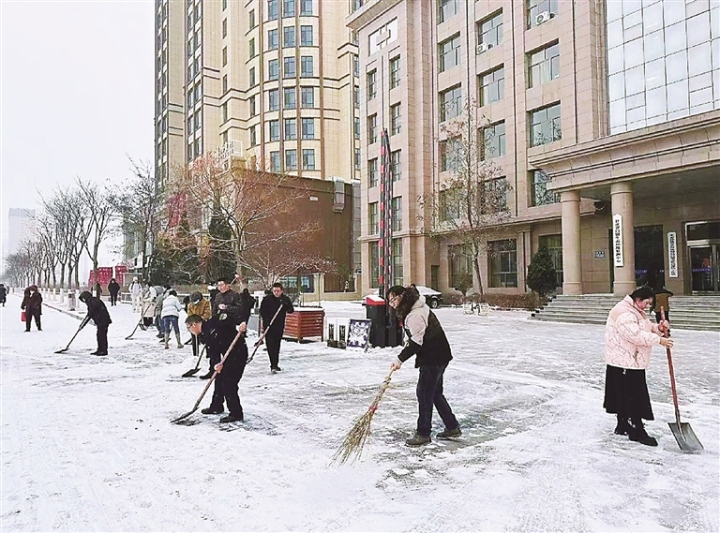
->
[161, 289, 184, 349]
[603, 286, 673, 446]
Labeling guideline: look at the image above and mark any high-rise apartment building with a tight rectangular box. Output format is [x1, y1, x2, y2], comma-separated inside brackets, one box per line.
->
[349, 0, 720, 297]
[154, 0, 361, 185]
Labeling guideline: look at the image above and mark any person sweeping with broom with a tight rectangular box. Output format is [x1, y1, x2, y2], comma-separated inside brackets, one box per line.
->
[387, 284, 461, 447]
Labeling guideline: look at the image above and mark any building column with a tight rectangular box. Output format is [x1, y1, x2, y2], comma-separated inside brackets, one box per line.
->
[561, 190, 583, 294]
[611, 182, 636, 296]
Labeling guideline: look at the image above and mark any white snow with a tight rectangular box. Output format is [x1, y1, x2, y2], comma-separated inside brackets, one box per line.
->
[1, 294, 719, 532]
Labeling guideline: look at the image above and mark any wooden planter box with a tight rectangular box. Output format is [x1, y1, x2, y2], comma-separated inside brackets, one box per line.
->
[283, 308, 325, 342]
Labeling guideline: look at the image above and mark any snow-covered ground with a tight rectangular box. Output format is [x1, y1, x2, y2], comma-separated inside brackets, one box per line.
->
[1, 294, 718, 532]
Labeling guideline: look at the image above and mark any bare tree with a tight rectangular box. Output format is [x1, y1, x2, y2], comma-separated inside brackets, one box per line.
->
[421, 99, 512, 302]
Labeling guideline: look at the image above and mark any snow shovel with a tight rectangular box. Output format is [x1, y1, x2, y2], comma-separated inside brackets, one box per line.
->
[181, 341, 206, 378]
[172, 328, 246, 424]
[125, 303, 150, 340]
[246, 305, 283, 364]
[661, 308, 703, 453]
[55, 316, 90, 354]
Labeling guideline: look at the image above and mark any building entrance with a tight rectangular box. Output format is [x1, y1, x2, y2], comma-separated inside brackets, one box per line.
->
[687, 221, 720, 294]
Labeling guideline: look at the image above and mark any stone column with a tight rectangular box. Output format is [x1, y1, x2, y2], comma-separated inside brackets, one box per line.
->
[561, 190, 583, 294]
[611, 182, 636, 296]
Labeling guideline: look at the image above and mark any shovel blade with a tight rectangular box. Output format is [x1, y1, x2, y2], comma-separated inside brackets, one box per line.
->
[181, 368, 200, 378]
[54, 348, 69, 354]
[669, 422, 703, 453]
[171, 410, 196, 424]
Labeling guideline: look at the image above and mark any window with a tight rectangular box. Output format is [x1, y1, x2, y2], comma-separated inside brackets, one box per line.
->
[300, 25, 313, 46]
[284, 87, 296, 108]
[530, 170, 558, 206]
[478, 11, 503, 47]
[300, 0, 312, 16]
[249, 10, 255, 28]
[301, 55, 313, 76]
[392, 197, 402, 231]
[250, 125, 257, 146]
[268, 29, 278, 50]
[269, 120, 280, 141]
[369, 241, 379, 288]
[302, 149, 315, 170]
[222, 46, 227, 66]
[392, 239, 403, 286]
[440, 137, 460, 172]
[448, 244, 472, 289]
[284, 57, 296, 78]
[222, 0, 227, 10]
[528, 42, 560, 87]
[249, 66, 256, 87]
[355, 148, 361, 169]
[222, 19, 227, 38]
[283, 0, 295, 17]
[529, 102, 561, 146]
[354, 117, 361, 139]
[302, 117, 314, 139]
[354, 85, 360, 107]
[483, 177, 509, 211]
[538, 234, 563, 286]
[270, 151, 281, 172]
[249, 95, 257, 117]
[391, 150, 401, 181]
[283, 26, 296, 48]
[483, 121, 506, 159]
[353, 55, 360, 77]
[438, 0, 459, 24]
[479, 66, 504, 105]
[222, 74, 228, 93]
[268, 89, 279, 111]
[268, 59, 279, 80]
[439, 86, 462, 121]
[285, 149, 298, 170]
[528, 0, 558, 28]
[369, 202, 379, 233]
[368, 158, 378, 187]
[439, 34, 461, 72]
[389, 56, 400, 89]
[367, 70, 377, 99]
[222, 103, 228, 122]
[391, 104, 401, 135]
[284, 118, 297, 140]
[268, 0, 279, 20]
[367, 114, 377, 143]
[489, 239, 517, 287]
[301, 87, 314, 107]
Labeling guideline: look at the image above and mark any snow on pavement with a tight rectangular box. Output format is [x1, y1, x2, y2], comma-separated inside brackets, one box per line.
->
[1, 294, 718, 532]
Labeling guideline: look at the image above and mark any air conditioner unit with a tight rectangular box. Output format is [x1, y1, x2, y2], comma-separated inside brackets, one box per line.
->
[476, 42, 493, 54]
[536, 11, 554, 25]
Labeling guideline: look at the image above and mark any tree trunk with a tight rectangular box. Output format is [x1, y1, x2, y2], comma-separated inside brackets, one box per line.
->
[473, 251, 485, 303]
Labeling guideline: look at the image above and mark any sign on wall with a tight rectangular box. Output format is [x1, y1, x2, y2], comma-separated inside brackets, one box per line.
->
[612, 214, 623, 267]
[667, 231, 678, 278]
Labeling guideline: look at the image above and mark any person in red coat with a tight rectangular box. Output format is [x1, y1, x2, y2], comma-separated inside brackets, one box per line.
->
[21, 285, 43, 332]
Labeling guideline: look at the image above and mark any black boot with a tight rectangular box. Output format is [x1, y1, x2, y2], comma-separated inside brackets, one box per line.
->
[629, 418, 658, 447]
[199, 370, 214, 379]
[614, 415, 630, 435]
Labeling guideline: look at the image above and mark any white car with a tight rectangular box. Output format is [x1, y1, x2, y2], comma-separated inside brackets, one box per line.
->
[365, 285, 443, 308]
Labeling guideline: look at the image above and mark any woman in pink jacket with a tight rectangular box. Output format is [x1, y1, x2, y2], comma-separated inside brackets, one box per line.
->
[603, 287, 673, 446]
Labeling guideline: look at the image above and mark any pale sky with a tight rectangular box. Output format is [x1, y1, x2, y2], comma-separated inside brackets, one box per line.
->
[1, 0, 155, 248]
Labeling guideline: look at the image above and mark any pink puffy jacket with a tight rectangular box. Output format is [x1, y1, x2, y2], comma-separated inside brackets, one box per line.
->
[604, 295, 662, 370]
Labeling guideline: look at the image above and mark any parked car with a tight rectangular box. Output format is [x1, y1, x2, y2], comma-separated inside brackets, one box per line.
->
[364, 285, 443, 309]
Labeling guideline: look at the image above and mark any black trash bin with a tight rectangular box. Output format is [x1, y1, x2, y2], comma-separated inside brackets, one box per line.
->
[364, 295, 402, 348]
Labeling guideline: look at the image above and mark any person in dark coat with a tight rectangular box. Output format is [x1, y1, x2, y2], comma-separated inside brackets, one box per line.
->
[388, 284, 461, 446]
[186, 297, 251, 423]
[240, 288, 257, 313]
[21, 285, 43, 331]
[259, 282, 294, 373]
[79, 290, 112, 356]
[108, 278, 121, 306]
[0, 283, 7, 306]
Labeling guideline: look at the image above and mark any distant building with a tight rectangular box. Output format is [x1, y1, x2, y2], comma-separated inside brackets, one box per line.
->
[7, 208, 36, 256]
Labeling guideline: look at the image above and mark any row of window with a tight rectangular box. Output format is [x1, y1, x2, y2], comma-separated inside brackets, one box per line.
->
[250, 118, 316, 141]
[367, 151, 402, 187]
[265, 0, 314, 20]
[368, 239, 404, 288]
[269, 148, 316, 171]
[366, 56, 401, 100]
[368, 197, 403, 234]
[263, 56, 315, 79]
[263, 26, 314, 50]
[439, 0, 557, 30]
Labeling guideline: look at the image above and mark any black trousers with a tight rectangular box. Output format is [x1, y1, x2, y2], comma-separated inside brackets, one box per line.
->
[96, 324, 109, 353]
[416, 364, 459, 437]
[210, 345, 248, 418]
[25, 310, 41, 331]
[110, 293, 118, 306]
[266, 333, 282, 369]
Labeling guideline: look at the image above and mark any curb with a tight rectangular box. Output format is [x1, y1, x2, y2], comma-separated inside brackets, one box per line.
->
[43, 302, 85, 321]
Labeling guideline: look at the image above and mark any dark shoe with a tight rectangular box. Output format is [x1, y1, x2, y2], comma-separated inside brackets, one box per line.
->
[95, 352, 107, 357]
[437, 427, 462, 439]
[629, 419, 658, 447]
[220, 414, 243, 423]
[199, 371, 214, 380]
[201, 407, 224, 415]
[614, 417, 631, 436]
[25, 330, 30, 332]
[405, 433, 431, 447]
[90, 350, 99, 355]
[271, 366, 282, 373]
[37, 328, 42, 331]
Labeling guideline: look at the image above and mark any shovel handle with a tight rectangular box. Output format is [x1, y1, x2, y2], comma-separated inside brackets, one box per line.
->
[661, 307, 683, 427]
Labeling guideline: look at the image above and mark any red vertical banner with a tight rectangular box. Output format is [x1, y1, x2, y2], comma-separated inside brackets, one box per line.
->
[379, 128, 393, 299]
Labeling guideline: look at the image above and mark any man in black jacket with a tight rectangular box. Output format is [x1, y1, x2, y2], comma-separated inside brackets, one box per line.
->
[79, 290, 112, 356]
[108, 278, 121, 306]
[186, 299, 251, 423]
[259, 282, 294, 373]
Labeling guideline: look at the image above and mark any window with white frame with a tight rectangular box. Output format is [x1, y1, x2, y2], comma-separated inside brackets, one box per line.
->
[439, 86, 462, 121]
[483, 121, 506, 159]
[479, 66, 504, 105]
[439, 34, 461, 72]
[478, 11, 503, 47]
[528, 42, 560, 87]
[529, 102, 561, 146]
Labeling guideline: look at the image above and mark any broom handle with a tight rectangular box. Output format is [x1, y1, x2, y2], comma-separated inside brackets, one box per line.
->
[661, 307, 682, 426]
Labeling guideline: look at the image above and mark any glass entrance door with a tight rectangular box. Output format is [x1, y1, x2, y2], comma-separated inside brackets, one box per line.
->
[689, 245, 719, 293]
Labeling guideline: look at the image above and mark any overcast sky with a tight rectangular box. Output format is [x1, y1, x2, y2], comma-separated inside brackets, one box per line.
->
[1, 0, 154, 244]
